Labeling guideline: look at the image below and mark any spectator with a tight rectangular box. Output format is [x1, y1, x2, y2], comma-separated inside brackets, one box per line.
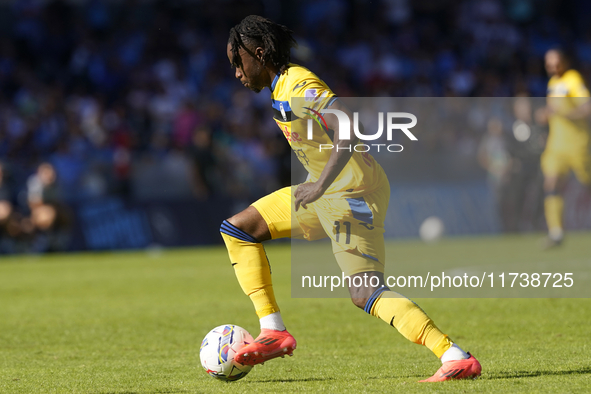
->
[0, 0, 588, 251]
[26, 163, 71, 252]
[478, 118, 512, 230]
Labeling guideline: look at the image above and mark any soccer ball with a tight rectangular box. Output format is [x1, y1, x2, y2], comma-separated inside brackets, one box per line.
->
[200, 324, 254, 382]
[419, 216, 445, 243]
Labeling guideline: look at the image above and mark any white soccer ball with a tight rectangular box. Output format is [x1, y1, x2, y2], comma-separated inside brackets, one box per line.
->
[200, 324, 254, 382]
[419, 216, 445, 243]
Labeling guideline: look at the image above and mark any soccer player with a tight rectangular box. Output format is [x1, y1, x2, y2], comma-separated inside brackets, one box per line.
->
[220, 15, 481, 382]
[540, 49, 591, 248]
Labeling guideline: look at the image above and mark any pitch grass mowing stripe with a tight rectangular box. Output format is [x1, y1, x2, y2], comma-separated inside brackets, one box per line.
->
[0, 233, 590, 393]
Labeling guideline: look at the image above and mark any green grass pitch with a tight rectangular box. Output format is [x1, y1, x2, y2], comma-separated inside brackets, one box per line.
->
[1, 233, 591, 393]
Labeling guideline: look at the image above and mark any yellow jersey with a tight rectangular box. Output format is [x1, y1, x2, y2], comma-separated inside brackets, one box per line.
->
[546, 69, 591, 152]
[270, 64, 387, 198]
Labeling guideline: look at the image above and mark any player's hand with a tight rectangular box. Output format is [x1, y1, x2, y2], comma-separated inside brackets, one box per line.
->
[535, 106, 550, 124]
[546, 98, 562, 116]
[294, 182, 325, 211]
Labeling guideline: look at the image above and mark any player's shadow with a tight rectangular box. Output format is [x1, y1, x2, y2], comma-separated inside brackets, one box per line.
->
[486, 366, 591, 380]
[243, 377, 335, 384]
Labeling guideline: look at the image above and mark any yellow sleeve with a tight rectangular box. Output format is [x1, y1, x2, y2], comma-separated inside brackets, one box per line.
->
[289, 74, 336, 119]
[566, 71, 590, 98]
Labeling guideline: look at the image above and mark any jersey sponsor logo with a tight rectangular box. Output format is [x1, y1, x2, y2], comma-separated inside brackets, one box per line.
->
[293, 81, 307, 91]
[279, 124, 302, 143]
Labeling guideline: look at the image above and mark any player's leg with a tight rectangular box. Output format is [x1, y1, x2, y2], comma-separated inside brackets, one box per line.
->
[220, 187, 297, 365]
[570, 151, 591, 189]
[544, 174, 565, 240]
[569, 151, 591, 224]
[541, 150, 569, 248]
[322, 189, 454, 356]
[221, 206, 278, 323]
[324, 188, 459, 358]
[323, 186, 480, 381]
[336, 251, 480, 381]
[342, 262, 454, 357]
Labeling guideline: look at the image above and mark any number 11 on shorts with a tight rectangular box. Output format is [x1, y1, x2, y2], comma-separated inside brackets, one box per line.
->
[334, 221, 351, 244]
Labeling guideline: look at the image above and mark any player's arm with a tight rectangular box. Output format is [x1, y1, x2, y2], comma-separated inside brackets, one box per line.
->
[294, 99, 357, 211]
[561, 100, 591, 120]
[548, 97, 591, 120]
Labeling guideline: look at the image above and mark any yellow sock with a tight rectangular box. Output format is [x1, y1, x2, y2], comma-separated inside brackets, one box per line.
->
[368, 290, 453, 358]
[544, 195, 564, 236]
[220, 220, 279, 318]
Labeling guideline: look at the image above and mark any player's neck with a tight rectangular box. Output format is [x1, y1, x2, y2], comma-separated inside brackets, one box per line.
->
[265, 65, 280, 89]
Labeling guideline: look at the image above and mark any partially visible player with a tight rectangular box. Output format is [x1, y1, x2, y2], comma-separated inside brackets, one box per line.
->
[540, 49, 591, 248]
[219, 15, 481, 382]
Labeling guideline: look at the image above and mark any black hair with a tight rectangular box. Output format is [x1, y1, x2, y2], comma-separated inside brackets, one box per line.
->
[228, 15, 297, 72]
[547, 47, 571, 65]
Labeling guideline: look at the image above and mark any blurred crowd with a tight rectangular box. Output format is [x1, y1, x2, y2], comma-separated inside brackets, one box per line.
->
[0, 0, 589, 251]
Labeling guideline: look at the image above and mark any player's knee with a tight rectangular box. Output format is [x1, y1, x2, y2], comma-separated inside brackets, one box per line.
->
[544, 176, 563, 195]
[220, 219, 260, 245]
[348, 273, 389, 313]
[351, 296, 369, 309]
[225, 212, 247, 233]
[348, 284, 374, 309]
[346, 271, 387, 309]
[544, 181, 558, 195]
[220, 206, 271, 243]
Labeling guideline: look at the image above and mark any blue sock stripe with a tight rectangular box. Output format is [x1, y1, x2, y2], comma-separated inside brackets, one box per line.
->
[221, 226, 251, 242]
[368, 285, 390, 301]
[364, 285, 390, 314]
[220, 221, 245, 236]
[220, 220, 260, 243]
[220, 224, 258, 244]
[220, 221, 259, 243]
[220, 223, 247, 239]
[365, 286, 389, 313]
[364, 288, 381, 313]
[364, 293, 379, 314]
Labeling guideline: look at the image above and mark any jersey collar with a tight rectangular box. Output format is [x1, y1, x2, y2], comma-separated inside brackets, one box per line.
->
[270, 73, 280, 93]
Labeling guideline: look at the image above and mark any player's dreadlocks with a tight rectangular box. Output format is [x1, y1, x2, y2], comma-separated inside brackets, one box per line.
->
[229, 15, 297, 72]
